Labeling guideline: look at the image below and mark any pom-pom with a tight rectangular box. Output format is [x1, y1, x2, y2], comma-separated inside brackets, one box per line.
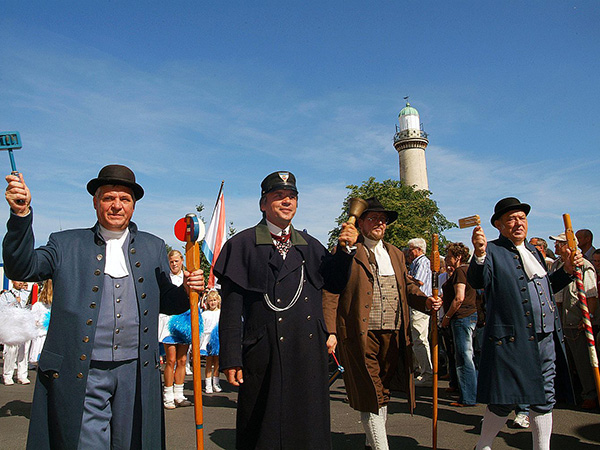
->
[42, 310, 51, 330]
[168, 308, 203, 344]
[206, 324, 220, 356]
[0, 305, 38, 345]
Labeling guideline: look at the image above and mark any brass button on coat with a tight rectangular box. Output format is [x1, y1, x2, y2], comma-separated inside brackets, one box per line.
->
[83, 336, 90, 343]
[90, 302, 96, 309]
[94, 269, 101, 276]
[135, 261, 141, 267]
[80, 354, 87, 361]
[86, 319, 93, 325]
[141, 293, 146, 299]
[53, 373, 59, 379]
[77, 373, 83, 379]
[97, 254, 103, 261]
[138, 277, 144, 283]
[92, 286, 99, 292]
[130, 248, 136, 254]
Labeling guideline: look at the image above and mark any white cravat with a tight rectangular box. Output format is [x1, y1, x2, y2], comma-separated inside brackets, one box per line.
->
[99, 225, 130, 278]
[363, 237, 395, 276]
[516, 243, 547, 280]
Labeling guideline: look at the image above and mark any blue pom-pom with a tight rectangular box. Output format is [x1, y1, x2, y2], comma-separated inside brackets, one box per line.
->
[42, 310, 51, 330]
[206, 324, 220, 356]
[168, 309, 203, 344]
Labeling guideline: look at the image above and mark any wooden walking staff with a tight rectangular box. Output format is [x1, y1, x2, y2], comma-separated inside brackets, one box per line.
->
[430, 233, 440, 450]
[563, 214, 600, 400]
[174, 214, 206, 449]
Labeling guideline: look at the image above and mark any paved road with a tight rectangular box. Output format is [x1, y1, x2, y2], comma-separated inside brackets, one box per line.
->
[1, 365, 599, 449]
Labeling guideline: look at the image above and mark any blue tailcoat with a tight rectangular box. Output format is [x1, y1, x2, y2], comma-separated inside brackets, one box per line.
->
[467, 234, 574, 405]
[2, 211, 189, 449]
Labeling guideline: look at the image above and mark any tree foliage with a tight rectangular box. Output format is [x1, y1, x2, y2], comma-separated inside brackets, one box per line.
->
[328, 177, 456, 252]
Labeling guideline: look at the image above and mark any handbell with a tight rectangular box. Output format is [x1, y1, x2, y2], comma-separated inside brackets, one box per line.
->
[347, 197, 369, 225]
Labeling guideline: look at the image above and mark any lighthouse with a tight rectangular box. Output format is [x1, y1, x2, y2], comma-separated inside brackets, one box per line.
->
[393, 101, 429, 191]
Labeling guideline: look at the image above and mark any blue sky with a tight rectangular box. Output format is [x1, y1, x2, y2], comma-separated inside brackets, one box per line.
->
[1, 1, 599, 253]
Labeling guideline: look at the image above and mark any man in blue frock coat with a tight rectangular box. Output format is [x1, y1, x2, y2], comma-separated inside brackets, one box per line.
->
[468, 197, 581, 450]
[3, 165, 205, 449]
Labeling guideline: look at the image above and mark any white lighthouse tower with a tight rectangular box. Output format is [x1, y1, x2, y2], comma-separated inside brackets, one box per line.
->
[393, 100, 429, 191]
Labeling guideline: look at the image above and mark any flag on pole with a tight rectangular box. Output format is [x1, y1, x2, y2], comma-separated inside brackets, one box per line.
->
[201, 181, 227, 288]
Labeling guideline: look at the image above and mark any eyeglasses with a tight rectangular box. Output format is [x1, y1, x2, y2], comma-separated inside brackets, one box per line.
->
[365, 216, 388, 224]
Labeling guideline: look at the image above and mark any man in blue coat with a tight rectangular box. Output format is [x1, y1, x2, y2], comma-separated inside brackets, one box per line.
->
[216, 171, 358, 449]
[3, 165, 205, 449]
[468, 197, 581, 450]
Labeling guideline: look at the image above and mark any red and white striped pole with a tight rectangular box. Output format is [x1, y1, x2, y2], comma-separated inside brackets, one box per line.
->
[563, 213, 600, 400]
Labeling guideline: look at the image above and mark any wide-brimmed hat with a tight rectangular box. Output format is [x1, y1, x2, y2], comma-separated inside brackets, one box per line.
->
[86, 164, 144, 200]
[359, 197, 398, 225]
[260, 171, 298, 196]
[490, 197, 530, 225]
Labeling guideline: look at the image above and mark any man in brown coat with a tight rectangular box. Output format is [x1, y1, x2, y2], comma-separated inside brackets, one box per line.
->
[323, 198, 441, 450]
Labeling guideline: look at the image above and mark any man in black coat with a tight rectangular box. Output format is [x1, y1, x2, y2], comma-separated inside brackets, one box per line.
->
[3, 165, 205, 449]
[215, 171, 358, 450]
[468, 197, 581, 450]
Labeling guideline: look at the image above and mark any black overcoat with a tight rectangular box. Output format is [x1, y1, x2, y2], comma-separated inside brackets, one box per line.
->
[215, 220, 353, 450]
[467, 234, 574, 405]
[2, 211, 189, 449]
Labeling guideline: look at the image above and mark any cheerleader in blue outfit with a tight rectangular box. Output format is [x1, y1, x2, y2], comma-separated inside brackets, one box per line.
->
[200, 289, 221, 393]
[159, 250, 193, 409]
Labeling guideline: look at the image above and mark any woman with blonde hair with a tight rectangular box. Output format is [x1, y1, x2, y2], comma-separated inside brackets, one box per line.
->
[158, 250, 192, 409]
[200, 289, 221, 393]
[29, 280, 53, 364]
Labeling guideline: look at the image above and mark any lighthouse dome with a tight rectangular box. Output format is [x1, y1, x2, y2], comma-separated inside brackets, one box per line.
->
[398, 102, 419, 117]
[398, 102, 421, 131]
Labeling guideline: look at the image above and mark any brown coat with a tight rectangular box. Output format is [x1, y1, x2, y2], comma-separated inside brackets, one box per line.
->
[323, 241, 429, 414]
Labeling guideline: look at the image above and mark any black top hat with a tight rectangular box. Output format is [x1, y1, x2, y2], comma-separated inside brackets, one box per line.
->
[360, 197, 398, 225]
[490, 197, 530, 225]
[261, 171, 298, 196]
[86, 164, 144, 200]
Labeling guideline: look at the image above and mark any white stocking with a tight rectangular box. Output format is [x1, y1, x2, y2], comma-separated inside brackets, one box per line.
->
[361, 408, 389, 450]
[476, 407, 508, 450]
[530, 411, 552, 450]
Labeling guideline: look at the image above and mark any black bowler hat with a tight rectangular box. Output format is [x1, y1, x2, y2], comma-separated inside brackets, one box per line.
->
[86, 164, 144, 200]
[490, 197, 530, 225]
[360, 197, 398, 225]
[261, 171, 298, 196]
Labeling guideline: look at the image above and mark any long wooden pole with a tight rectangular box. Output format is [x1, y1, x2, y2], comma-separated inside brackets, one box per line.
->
[431, 234, 440, 450]
[563, 214, 600, 401]
[185, 226, 204, 449]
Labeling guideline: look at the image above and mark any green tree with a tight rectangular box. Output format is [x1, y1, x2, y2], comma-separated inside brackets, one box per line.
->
[328, 177, 456, 252]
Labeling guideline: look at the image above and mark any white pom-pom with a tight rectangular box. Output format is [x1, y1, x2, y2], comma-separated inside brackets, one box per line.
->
[0, 305, 38, 345]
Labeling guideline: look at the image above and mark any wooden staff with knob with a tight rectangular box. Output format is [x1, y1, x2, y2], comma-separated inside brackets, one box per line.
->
[174, 213, 206, 449]
[430, 234, 440, 450]
[563, 214, 600, 401]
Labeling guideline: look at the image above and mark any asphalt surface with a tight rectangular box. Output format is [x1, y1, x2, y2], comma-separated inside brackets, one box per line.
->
[1, 362, 600, 449]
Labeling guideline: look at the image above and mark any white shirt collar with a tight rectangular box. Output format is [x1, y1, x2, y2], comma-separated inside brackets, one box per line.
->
[266, 220, 290, 237]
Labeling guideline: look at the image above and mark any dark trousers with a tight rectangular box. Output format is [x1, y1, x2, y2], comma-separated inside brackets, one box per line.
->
[365, 330, 402, 408]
